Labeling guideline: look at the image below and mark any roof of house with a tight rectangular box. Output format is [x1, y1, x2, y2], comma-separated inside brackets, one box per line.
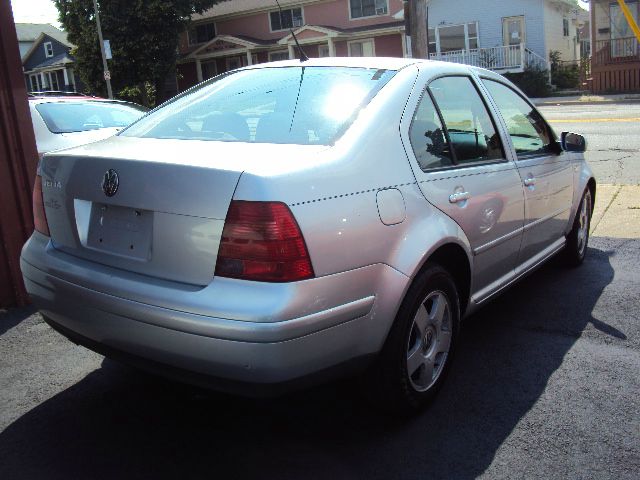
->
[15, 23, 69, 45]
[26, 52, 75, 72]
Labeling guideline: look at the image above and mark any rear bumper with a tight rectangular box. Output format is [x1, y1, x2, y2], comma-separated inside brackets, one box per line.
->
[21, 233, 408, 389]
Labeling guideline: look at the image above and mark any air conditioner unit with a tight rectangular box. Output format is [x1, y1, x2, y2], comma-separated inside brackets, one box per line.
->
[375, 7, 387, 15]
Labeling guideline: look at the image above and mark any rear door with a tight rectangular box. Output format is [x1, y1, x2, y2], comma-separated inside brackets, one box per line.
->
[481, 79, 574, 265]
[401, 72, 525, 300]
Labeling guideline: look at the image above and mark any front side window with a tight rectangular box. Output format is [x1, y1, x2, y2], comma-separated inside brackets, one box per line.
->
[270, 8, 303, 31]
[36, 101, 146, 133]
[349, 39, 374, 57]
[482, 79, 555, 156]
[409, 92, 454, 171]
[429, 76, 504, 165]
[121, 66, 396, 146]
[269, 51, 290, 62]
[350, 0, 388, 19]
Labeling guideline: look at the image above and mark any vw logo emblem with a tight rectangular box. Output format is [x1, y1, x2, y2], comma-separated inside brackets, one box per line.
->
[102, 169, 119, 197]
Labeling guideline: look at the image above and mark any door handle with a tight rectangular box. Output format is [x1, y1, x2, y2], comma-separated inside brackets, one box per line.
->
[524, 177, 536, 187]
[449, 191, 471, 204]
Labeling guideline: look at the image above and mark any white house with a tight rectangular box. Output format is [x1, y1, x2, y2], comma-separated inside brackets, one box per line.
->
[420, 0, 587, 72]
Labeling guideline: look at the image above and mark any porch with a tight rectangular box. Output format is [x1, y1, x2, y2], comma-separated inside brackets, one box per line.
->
[590, 0, 640, 93]
[591, 37, 640, 92]
[429, 43, 550, 73]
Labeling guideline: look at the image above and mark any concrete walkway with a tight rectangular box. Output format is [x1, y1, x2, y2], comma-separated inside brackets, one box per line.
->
[591, 184, 640, 238]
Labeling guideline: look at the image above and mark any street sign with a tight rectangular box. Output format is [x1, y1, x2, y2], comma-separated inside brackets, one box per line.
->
[104, 40, 112, 60]
[103, 70, 111, 80]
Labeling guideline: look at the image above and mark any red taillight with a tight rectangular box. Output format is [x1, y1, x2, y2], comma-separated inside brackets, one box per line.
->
[32, 175, 50, 236]
[215, 201, 314, 282]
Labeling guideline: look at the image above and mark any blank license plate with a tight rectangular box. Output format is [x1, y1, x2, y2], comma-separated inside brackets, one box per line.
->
[86, 203, 153, 260]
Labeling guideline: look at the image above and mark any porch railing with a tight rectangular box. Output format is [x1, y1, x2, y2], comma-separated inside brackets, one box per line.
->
[429, 44, 550, 72]
[593, 37, 640, 66]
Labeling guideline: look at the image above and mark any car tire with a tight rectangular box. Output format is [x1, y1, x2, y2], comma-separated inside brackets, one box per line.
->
[365, 263, 460, 415]
[564, 188, 592, 267]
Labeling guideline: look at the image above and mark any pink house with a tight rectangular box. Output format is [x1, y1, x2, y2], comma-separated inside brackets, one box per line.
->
[176, 0, 406, 92]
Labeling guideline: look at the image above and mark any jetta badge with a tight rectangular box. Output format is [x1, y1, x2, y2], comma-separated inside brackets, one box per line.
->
[102, 169, 119, 197]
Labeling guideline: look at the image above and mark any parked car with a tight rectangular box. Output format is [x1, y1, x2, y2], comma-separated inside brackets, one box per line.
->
[21, 58, 594, 413]
[29, 96, 147, 157]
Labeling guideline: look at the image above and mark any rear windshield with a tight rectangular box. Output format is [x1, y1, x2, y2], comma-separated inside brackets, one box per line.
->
[36, 101, 147, 134]
[120, 66, 397, 145]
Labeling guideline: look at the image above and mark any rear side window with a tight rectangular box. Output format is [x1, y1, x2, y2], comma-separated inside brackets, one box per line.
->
[409, 92, 454, 171]
[482, 79, 555, 156]
[429, 76, 504, 165]
[121, 66, 396, 145]
[35, 102, 146, 134]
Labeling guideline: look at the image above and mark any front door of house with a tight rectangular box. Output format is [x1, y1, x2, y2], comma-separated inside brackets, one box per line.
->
[503, 16, 525, 46]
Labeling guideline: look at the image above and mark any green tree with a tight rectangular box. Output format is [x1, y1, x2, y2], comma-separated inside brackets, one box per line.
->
[54, 0, 228, 106]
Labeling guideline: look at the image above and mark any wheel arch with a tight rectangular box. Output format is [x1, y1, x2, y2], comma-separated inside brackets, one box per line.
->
[418, 242, 472, 317]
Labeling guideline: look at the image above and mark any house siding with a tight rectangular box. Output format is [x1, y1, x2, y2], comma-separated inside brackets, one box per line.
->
[374, 34, 403, 57]
[543, 0, 580, 62]
[427, 0, 547, 59]
[23, 34, 68, 71]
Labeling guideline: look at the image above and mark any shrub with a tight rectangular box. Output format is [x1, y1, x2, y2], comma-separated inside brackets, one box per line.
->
[504, 66, 551, 97]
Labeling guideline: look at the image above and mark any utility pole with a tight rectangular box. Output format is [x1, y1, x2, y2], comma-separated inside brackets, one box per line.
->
[92, 0, 113, 99]
[408, 0, 428, 59]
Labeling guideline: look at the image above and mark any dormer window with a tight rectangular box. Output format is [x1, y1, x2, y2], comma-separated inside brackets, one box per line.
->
[350, 0, 388, 19]
[270, 7, 303, 31]
[44, 42, 53, 58]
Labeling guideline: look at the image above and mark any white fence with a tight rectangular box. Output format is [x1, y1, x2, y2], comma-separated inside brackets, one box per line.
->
[430, 43, 549, 73]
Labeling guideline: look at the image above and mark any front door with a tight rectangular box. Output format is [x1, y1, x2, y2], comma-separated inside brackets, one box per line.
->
[402, 74, 525, 299]
[503, 16, 525, 46]
[482, 79, 574, 265]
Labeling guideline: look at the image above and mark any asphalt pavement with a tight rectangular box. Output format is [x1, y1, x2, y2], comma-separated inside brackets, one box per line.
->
[539, 101, 640, 185]
[1, 101, 639, 479]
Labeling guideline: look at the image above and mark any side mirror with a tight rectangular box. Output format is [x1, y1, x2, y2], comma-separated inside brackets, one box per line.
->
[561, 132, 587, 153]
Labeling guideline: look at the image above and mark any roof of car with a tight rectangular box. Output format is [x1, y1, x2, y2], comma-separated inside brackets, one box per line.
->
[243, 56, 423, 71]
[237, 56, 490, 75]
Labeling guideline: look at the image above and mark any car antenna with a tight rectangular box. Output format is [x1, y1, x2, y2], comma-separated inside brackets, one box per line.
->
[275, 0, 308, 62]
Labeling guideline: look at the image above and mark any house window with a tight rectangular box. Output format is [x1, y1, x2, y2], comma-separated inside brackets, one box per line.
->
[429, 22, 479, 55]
[201, 60, 217, 80]
[29, 74, 40, 92]
[348, 39, 375, 57]
[44, 42, 53, 58]
[563, 18, 570, 37]
[270, 8, 303, 31]
[350, 0, 388, 19]
[225, 54, 258, 71]
[269, 50, 290, 62]
[609, 1, 639, 57]
[318, 44, 330, 57]
[188, 22, 216, 45]
[47, 71, 60, 90]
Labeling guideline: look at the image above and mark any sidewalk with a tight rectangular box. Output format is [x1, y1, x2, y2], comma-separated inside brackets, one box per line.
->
[591, 184, 640, 239]
[532, 93, 640, 106]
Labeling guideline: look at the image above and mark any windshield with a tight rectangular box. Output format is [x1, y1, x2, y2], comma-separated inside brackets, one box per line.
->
[120, 66, 397, 145]
[36, 101, 147, 134]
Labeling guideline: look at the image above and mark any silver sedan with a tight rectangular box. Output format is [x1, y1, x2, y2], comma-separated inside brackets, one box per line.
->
[21, 58, 595, 413]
